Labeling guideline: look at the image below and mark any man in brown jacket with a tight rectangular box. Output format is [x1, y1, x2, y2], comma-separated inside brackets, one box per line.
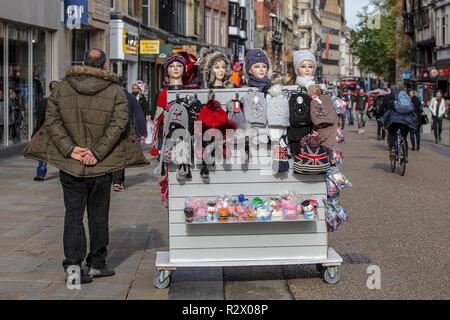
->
[23, 49, 148, 285]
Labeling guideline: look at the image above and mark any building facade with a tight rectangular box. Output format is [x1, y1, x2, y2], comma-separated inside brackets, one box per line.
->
[435, 0, 450, 96]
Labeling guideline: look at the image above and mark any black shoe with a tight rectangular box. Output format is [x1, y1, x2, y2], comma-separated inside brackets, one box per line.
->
[439, 135, 442, 142]
[88, 265, 115, 278]
[33, 177, 44, 181]
[417, 145, 420, 151]
[435, 139, 438, 144]
[411, 147, 415, 151]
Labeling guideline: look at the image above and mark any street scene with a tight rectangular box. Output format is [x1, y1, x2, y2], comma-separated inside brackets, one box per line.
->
[0, 0, 449, 304]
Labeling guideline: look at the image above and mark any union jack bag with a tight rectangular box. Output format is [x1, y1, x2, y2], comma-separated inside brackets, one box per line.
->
[293, 145, 330, 174]
[272, 142, 290, 174]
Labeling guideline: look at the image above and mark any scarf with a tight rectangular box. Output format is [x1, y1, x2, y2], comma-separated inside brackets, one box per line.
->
[248, 75, 272, 90]
[296, 76, 316, 89]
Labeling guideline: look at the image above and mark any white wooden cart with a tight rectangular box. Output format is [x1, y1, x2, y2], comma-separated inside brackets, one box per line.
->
[153, 88, 343, 289]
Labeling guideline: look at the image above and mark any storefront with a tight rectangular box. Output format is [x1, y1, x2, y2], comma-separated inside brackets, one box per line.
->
[0, 0, 59, 148]
[110, 19, 139, 89]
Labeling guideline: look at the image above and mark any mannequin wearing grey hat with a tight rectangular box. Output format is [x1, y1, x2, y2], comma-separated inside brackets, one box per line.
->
[293, 50, 323, 96]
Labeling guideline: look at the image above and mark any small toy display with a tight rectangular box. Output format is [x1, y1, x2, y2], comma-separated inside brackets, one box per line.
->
[301, 200, 319, 220]
[326, 167, 352, 190]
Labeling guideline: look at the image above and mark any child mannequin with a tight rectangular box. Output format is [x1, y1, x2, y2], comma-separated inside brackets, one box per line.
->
[198, 48, 234, 88]
[244, 49, 273, 91]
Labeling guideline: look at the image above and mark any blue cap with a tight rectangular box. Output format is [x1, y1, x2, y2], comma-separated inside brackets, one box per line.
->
[238, 194, 247, 203]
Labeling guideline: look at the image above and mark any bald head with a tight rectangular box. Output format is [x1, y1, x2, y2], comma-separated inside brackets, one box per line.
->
[83, 48, 107, 69]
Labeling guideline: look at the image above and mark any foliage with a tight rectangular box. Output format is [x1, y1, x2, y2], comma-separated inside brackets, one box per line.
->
[349, 0, 408, 83]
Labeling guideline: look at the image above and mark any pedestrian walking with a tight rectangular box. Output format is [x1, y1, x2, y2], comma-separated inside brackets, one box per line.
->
[429, 89, 446, 144]
[113, 77, 147, 192]
[132, 83, 150, 122]
[409, 89, 422, 151]
[343, 89, 354, 126]
[353, 87, 369, 134]
[373, 92, 386, 141]
[9, 90, 24, 144]
[32, 80, 59, 181]
[23, 48, 148, 284]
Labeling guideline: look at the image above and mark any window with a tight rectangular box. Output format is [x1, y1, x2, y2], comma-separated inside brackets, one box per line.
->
[0, 23, 4, 146]
[229, 3, 238, 27]
[128, 0, 134, 16]
[213, 10, 218, 46]
[221, 13, 226, 47]
[205, 8, 211, 43]
[142, 0, 150, 26]
[239, 7, 246, 30]
[110, 0, 115, 11]
[194, 1, 199, 36]
[443, 17, 446, 45]
[301, 9, 306, 24]
[72, 30, 89, 65]
[300, 32, 306, 48]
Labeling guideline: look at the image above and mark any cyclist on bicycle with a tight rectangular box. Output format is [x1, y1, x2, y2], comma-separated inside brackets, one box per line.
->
[381, 85, 418, 162]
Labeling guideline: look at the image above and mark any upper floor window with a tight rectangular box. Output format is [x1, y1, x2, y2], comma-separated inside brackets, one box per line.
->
[110, 0, 115, 11]
[301, 9, 307, 24]
[143, 0, 150, 26]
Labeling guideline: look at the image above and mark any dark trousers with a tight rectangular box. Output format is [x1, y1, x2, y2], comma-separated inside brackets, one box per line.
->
[410, 128, 421, 149]
[112, 169, 125, 185]
[338, 114, 346, 130]
[377, 118, 386, 138]
[59, 170, 112, 270]
[432, 116, 443, 140]
[347, 108, 354, 125]
[388, 123, 410, 157]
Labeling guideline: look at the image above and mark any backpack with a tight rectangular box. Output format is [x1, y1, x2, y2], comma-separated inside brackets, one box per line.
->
[375, 96, 384, 116]
[394, 91, 414, 114]
[289, 92, 312, 127]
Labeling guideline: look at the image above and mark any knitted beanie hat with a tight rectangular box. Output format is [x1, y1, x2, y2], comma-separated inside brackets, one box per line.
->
[266, 85, 290, 127]
[244, 49, 271, 76]
[293, 50, 317, 76]
[164, 52, 187, 76]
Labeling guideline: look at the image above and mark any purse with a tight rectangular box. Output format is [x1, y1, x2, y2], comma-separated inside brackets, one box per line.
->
[293, 145, 330, 174]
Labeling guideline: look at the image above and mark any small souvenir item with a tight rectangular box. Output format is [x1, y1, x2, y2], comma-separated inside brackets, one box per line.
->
[329, 147, 344, 166]
[195, 201, 207, 222]
[326, 205, 341, 232]
[331, 96, 346, 115]
[217, 197, 230, 222]
[281, 199, 300, 220]
[327, 197, 348, 221]
[184, 207, 194, 223]
[206, 202, 218, 222]
[235, 204, 247, 221]
[268, 198, 282, 221]
[301, 199, 319, 220]
[326, 167, 352, 190]
[336, 126, 345, 144]
[326, 177, 340, 198]
[256, 201, 271, 221]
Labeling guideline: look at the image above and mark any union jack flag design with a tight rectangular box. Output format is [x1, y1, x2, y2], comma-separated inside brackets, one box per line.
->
[293, 145, 330, 174]
[272, 144, 290, 173]
[272, 145, 288, 161]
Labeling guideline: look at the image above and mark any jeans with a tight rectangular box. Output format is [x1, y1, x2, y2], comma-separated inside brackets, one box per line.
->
[36, 161, 47, 179]
[357, 111, 365, 129]
[432, 116, 443, 140]
[59, 170, 112, 270]
[347, 108, 354, 125]
[410, 128, 420, 149]
[112, 169, 125, 185]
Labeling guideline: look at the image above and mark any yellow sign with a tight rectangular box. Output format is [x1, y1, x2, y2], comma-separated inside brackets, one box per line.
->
[123, 29, 138, 55]
[140, 40, 160, 55]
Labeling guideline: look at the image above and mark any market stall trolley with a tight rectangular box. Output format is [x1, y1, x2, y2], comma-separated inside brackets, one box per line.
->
[153, 88, 343, 289]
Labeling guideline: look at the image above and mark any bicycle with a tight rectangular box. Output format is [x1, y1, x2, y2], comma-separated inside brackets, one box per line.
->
[390, 130, 407, 176]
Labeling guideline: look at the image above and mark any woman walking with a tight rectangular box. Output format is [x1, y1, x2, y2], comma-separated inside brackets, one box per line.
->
[429, 90, 446, 144]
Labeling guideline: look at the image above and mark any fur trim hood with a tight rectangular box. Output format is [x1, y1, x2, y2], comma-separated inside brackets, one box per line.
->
[198, 48, 234, 88]
[65, 65, 119, 96]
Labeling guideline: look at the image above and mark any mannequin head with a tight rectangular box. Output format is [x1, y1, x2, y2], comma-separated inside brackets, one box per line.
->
[293, 50, 317, 78]
[164, 52, 187, 86]
[297, 60, 315, 77]
[212, 59, 226, 86]
[198, 48, 233, 88]
[249, 62, 269, 79]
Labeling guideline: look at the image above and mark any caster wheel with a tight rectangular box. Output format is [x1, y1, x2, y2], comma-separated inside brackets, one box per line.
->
[323, 268, 340, 284]
[316, 264, 325, 275]
[153, 271, 172, 289]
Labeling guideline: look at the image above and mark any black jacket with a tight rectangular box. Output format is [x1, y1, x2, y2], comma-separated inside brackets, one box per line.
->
[32, 98, 47, 137]
[136, 93, 150, 116]
[411, 96, 422, 127]
[124, 89, 147, 138]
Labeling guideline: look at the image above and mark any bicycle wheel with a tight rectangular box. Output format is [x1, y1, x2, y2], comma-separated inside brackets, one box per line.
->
[399, 138, 407, 176]
[390, 153, 396, 172]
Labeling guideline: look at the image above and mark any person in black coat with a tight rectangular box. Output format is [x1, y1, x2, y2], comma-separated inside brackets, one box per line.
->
[32, 80, 59, 181]
[131, 84, 150, 122]
[112, 77, 147, 192]
[409, 89, 422, 151]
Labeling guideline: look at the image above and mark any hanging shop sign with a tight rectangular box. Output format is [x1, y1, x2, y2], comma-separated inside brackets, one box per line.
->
[64, 0, 88, 26]
[402, 73, 412, 80]
[418, 85, 424, 101]
[439, 68, 450, 76]
[141, 40, 160, 55]
[182, 45, 197, 56]
[123, 29, 139, 55]
[238, 45, 245, 64]
[430, 69, 438, 78]
[421, 70, 430, 80]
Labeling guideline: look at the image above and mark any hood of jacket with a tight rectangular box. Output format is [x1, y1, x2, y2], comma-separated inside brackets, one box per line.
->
[65, 65, 119, 96]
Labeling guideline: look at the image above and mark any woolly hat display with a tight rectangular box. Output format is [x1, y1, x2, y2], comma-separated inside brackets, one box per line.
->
[164, 52, 187, 76]
[178, 51, 199, 86]
[266, 85, 290, 127]
[198, 48, 234, 88]
[293, 50, 317, 76]
[244, 49, 272, 78]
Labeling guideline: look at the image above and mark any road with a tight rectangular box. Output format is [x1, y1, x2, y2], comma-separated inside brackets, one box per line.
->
[0, 118, 448, 300]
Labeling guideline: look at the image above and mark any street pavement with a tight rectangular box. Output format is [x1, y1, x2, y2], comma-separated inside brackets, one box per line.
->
[0, 118, 448, 300]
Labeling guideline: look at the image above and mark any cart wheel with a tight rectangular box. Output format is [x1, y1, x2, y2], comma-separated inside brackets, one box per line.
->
[316, 264, 325, 275]
[153, 271, 172, 289]
[323, 267, 340, 284]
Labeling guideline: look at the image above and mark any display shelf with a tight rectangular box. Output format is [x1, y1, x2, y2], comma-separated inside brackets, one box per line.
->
[186, 215, 318, 225]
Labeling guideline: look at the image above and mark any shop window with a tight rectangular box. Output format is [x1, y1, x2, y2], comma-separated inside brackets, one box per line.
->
[0, 23, 4, 146]
[72, 30, 89, 65]
[8, 25, 29, 145]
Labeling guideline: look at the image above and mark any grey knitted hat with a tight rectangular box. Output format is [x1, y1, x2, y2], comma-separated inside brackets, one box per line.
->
[293, 50, 317, 76]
